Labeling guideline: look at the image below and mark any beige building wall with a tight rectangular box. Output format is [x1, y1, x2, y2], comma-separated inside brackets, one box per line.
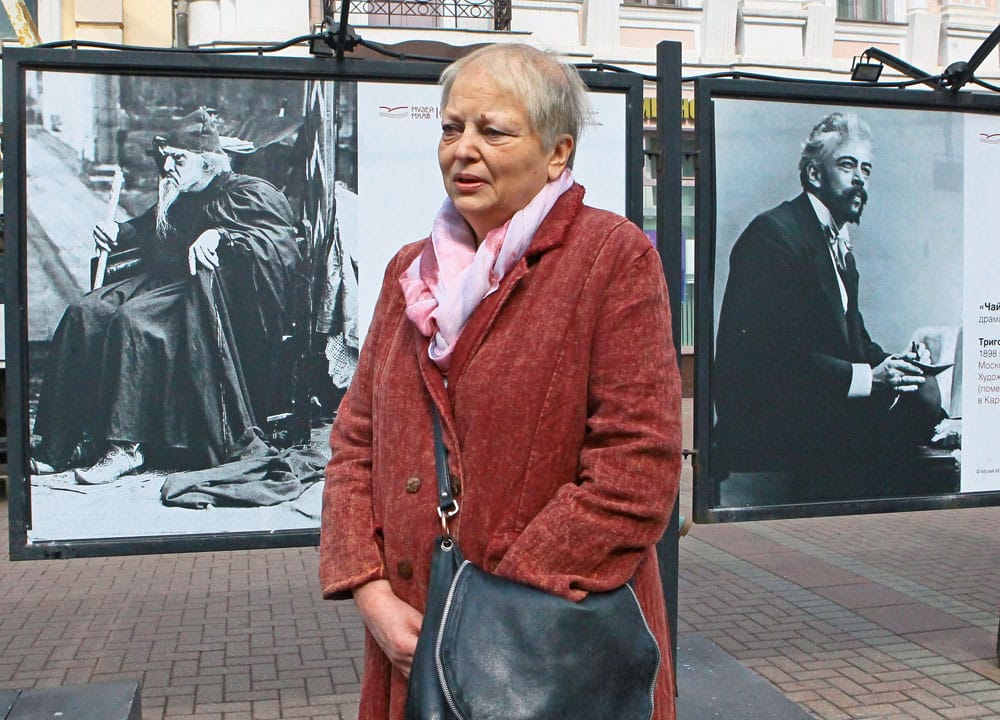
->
[62, 0, 122, 43]
[45, 0, 1000, 82]
[123, 0, 172, 46]
[59, 0, 199, 48]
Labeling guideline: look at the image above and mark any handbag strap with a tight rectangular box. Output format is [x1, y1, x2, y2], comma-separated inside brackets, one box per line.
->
[431, 404, 459, 535]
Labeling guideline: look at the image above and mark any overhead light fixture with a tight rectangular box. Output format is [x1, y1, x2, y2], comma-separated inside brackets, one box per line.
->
[850, 55, 883, 83]
[849, 47, 940, 90]
[850, 22, 1000, 93]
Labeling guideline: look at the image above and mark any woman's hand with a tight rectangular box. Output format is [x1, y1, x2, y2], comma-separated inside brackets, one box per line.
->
[352, 579, 423, 678]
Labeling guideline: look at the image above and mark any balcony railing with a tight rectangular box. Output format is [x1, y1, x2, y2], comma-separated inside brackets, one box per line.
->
[333, 0, 511, 30]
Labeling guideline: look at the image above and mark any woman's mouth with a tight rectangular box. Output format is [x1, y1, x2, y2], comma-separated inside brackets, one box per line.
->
[453, 174, 486, 192]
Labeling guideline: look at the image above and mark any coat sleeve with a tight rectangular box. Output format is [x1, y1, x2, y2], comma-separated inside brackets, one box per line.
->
[494, 225, 682, 601]
[319, 251, 406, 600]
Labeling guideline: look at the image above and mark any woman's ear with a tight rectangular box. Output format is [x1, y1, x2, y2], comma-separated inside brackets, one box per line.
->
[547, 134, 574, 181]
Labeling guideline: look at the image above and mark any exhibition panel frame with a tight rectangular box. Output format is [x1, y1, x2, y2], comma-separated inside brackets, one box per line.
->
[4, 47, 646, 558]
[694, 78, 1000, 522]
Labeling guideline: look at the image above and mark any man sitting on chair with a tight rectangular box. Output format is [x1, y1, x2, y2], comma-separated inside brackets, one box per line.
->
[712, 112, 945, 501]
[32, 108, 301, 484]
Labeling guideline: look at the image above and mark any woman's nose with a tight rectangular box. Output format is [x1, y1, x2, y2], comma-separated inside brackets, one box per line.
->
[454, 129, 480, 159]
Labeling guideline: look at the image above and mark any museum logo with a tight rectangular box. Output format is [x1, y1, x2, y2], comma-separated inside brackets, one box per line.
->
[979, 132, 1000, 144]
[378, 104, 440, 120]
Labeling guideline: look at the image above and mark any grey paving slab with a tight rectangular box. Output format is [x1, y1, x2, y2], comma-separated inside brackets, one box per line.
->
[0, 690, 20, 720]
[676, 635, 815, 719]
[6, 681, 140, 720]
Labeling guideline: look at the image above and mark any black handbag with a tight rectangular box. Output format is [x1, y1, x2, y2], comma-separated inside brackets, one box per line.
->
[404, 407, 661, 720]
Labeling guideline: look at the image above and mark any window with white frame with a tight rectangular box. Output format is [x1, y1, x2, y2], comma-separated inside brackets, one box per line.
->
[623, 0, 679, 7]
[837, 0, 890, 22]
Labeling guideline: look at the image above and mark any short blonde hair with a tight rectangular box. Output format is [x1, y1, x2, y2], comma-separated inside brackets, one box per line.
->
[439, 43, 590, 165]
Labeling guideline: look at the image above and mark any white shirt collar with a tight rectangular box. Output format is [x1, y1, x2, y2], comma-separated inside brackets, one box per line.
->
[806, 192, 851, 246]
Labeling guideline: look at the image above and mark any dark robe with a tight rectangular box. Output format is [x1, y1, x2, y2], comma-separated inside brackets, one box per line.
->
[34, 172, 301, 470]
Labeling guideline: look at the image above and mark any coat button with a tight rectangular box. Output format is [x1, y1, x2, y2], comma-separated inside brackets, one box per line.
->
[405, 476, 421, 494]
[397, 561, 413, 580]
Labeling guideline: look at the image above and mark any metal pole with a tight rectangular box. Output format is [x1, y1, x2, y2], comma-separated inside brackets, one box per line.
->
[174, 0, 190, 48]
[0, 0, 41, 46]
[655, 39, 684, 691]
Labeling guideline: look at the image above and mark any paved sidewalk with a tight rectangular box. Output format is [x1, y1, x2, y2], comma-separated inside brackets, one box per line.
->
[1, 399, 998, 719]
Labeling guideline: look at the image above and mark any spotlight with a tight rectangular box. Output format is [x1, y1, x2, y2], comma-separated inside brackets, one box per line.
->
[850, 56, 883, 83]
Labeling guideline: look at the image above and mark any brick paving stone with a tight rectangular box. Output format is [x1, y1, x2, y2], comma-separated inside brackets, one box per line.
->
[939, 706, 994, 718]
[966, 688, 1000, 703]
[860, 690, 911, 704]
[829, 676, 872, 698]
[800, 698, 854, 719]
[783, 678, 836, 692]
[840, 665, 880, 684]
[846, 702, 906, 717]
[904, 687, 955, 709]
[867, 679, 922, 695]
[896, 700, 953, 720]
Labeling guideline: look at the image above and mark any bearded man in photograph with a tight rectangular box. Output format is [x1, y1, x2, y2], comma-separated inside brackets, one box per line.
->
[32, 108, 301, 484]
[712, 112, 945, 501]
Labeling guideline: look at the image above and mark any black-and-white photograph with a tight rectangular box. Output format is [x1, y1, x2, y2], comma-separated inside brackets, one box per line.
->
[701, 92, 967, 512]
[18, 67, 359, 544]
[6, 50, 644, 557]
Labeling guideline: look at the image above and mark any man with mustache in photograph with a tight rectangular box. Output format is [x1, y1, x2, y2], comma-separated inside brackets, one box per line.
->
[712, 112, 944, 503]
[31, 107, 300, 484]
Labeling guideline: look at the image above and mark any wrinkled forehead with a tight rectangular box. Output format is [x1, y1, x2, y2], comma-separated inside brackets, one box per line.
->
[151, 138, 196, 159]
[826, 135, 874, 165]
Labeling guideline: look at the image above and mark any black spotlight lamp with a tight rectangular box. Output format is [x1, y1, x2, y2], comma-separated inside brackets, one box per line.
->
[850, 54, 883, 82]
[849, 47, 941, 89]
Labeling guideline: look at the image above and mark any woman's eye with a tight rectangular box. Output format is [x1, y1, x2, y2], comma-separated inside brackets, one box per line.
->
[441, 124, 461, 139]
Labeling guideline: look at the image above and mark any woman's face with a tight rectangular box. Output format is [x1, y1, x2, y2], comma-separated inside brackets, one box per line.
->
[438, 64, 572, 242]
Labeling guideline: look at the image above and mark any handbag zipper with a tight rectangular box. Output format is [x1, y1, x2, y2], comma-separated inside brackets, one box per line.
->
[625, 583, 661, 720]
[435, 559, 471, 720]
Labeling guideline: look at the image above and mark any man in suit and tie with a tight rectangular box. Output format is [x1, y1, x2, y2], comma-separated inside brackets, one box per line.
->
[712, 112, 944, 503]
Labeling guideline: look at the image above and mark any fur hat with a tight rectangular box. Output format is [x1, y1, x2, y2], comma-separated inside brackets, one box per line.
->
[157, 107, 223, 154]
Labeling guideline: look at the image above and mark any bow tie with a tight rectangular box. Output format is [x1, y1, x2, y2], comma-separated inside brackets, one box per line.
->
[827, 226, 852, 271]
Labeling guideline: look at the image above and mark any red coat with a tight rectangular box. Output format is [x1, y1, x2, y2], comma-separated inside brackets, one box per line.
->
[320, 184, 682, 720]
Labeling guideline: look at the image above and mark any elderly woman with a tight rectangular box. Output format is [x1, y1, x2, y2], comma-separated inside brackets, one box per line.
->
[319, 43, 681, 720]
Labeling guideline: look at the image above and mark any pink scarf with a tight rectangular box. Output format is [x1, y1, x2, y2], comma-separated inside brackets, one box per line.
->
[400, 170, 574, 370]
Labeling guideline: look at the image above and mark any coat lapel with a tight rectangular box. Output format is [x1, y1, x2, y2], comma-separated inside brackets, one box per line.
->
[445, 259, 528, 387]
[445, 184, 585, 389]
[794, 194, 850, 349]
[413, 326, 449, 417]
